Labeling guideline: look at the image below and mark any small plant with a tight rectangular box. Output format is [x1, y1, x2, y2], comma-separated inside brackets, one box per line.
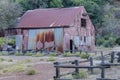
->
[47, 57, 56, 61]
[11, 64, 25, 72]
[24, 52, 34, 56]
[62, 52, 72, 57]
[0, 57, 5, 62]
[49, 52, 57, 56]
[72, 70, 88, 79]
[40, 58, 44, 61]
[2, 69, 9, 73]
[15, 52, 23, 56]
[26, 64, 32, 67]
[75, 52, 81, 57]
[80, 52, 90, 59]
[25, 59, 32, 63]
[26, 68, 36, 75]
[33, 53, 44, 57]
[8, 58, 13, 62]
[2, 51, 9, 56]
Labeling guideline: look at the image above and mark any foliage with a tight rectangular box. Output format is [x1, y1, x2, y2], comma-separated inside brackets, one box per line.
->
[96, 35, 117, 47]
[15, 52, 23, 56]
[8, 58, 13, 62]
[24, 52, 34, 56]
[48, 52, 57, 56]
[26, 68, 36, 75]
[47, 57, 56, 61]
[62, 52, 73, 57]
[72, 70, 88, 79]
[80, 52, 90, 59]
[0, 37, 5, 46]
[49, 0, 63, 8]
[0, 0, 23, 29]
[33, 52, 44, 57]
[15, 0, 49, 11]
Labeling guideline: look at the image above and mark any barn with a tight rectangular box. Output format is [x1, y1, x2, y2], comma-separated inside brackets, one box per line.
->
[15, 6, 95, 53]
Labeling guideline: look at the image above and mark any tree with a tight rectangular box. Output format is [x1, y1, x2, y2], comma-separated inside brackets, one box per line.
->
[0, 0, 23, 30]
[15, 0, 49, 11]
[49, 0, 63, 8]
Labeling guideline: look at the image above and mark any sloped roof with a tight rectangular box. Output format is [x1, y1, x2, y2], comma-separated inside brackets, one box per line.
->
[18, 6, 85, 28]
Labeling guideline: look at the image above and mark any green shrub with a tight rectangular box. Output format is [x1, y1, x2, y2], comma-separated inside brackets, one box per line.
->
[15, 52, 23, 56]
[75, 52, 81, 57]
[0, 37, 5, 47]
[8, 38, 15, 45]
[26, 68, 36, 75]
[2, 69, 9, 73]
[72, 70, 88, 79]
[80, 52, 90, 59]
[49, 52, 57, 56]
[47, 57, 56, 61]
[25, 59, 32, 63]
[0, 57, 5, 61]
[33, 53, 44, 57]
[24, 53, 34, 56]
[8, 58, 13, 62]
[63, 52, 72, 57]
[40, 58, 44, 61]
[2, 51, 9, 56]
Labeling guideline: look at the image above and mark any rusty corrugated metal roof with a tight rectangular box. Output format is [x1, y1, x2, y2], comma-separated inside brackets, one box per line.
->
[18, 6, 85, 28]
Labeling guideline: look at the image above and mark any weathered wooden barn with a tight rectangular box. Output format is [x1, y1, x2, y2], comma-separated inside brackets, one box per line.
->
[15, 6, 95, 53]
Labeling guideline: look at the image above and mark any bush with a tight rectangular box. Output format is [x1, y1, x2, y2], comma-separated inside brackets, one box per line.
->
[0, 37, 5, 47]
[26, 68, 36, 75]
[24, 53, 34, 56]
[62, 52, 72, 57]
[47, 57, 56, 61]
[72, 70, 88, 79]
[75, 52, 81, 57]
[8, 38, 15, 45]
[33, 53, 44, 57]
[8, 58, 13, 62]
[96, 36, 116, 47]
[80, 52, 90, 59]
[2, 51, 9, 56]
[48, 52, 57, 56]
[0, 57, 5, 62]
[15, 52, 23, 56]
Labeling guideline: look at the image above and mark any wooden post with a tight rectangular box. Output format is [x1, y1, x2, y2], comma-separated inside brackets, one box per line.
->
[74, 60, 79, 74]
[101, 51, 105, 78]
[54, 62, 60, 79]
[110, 51, 115, 63]
[89, 57, 93, 73]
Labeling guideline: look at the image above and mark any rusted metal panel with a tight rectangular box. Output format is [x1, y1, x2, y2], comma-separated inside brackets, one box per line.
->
[28, 29, 54, 50]
[54, 28, 63, 53]
[16, 35, 23, 50]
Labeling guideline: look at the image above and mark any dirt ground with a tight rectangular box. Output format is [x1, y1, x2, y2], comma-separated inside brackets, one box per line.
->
[0, 47, 120, 80]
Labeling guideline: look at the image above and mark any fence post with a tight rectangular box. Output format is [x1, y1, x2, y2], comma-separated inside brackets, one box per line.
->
[54, 62, 60, 79]
[101, 51, 105, 78]
[74, 60, 79, 74]
[89, 57, 93, 73]
[110, 51, 115, 63]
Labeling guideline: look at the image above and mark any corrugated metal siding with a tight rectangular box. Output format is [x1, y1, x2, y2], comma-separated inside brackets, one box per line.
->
[28, 30, 37, 50]
[16, 35, 23, 50]
[28, 29, 54, 50]
[54, 28, 63, 53]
